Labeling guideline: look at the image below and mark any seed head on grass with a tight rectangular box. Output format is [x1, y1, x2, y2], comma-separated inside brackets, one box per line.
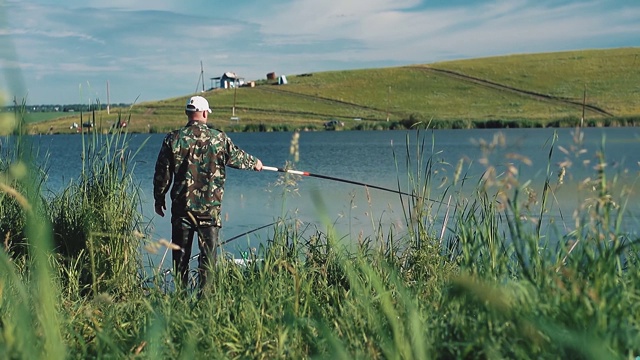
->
[159, 239, 181, 250]
[289, 131, 300, 162]
[453, 158, 464, 185]
[269, 160, 301, 196]
[0, 113, 18, 135]
[0, 161, 31, 211]
[271, 132, 303, 196]
[524, 187, 538, 212]
[558, 166, 566, 185]
[144, 239, 181, 254]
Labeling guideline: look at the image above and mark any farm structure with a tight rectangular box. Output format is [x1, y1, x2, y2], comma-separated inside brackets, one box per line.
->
[210, 72, 245, 89]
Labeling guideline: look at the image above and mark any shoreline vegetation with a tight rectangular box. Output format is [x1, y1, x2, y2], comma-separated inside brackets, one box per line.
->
[1, 47, 639, 358]
[13, 47, 640, 135]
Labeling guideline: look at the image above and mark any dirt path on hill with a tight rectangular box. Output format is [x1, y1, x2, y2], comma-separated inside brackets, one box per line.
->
[230, 105, 377, 121]
[411, 66, 613, 117]
[254, 86, 390, 116]
[255, 67, 615, 120]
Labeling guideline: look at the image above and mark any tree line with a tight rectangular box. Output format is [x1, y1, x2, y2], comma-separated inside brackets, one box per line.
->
[1, 103, 131, 113]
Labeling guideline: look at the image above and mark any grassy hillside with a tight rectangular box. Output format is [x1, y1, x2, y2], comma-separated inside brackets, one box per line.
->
[25, 47, 640, 134]
[18, 111, 71, 124]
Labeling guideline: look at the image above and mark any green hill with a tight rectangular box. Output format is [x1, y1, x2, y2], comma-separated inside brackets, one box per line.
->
[27, 47, 640, 134]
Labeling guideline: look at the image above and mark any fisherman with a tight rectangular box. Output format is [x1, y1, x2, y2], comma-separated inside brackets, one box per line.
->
[153, 95, 263, 290]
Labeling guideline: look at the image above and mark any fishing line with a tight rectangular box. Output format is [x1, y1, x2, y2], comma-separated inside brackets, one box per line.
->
[154, 220, 282, 278]
[148, 163, 447, 284]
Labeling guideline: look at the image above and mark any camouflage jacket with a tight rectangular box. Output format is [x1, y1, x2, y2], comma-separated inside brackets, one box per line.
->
[153, 121, 259, 227]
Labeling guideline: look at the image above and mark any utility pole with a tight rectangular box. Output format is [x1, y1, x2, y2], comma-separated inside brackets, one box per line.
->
[232, 78, 238, 116]
[195, 61, 205, 93]
[201, 61, 205, 93]
[386, 85, 390, 122]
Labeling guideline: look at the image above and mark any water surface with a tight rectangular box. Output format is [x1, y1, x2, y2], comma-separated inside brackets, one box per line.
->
[21, 127, 640, 264]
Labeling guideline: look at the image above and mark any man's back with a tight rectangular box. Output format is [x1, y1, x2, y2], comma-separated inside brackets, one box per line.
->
[154, 121, 258, 226]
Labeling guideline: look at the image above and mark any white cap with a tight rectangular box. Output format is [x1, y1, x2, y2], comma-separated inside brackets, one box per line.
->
[185, 96, 211, 113]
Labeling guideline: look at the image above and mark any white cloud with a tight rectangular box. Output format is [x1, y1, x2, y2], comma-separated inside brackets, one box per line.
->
[0, 28, 103, 43]
[56, 63, 121, 73]
[1, 0, 639, 104]
[250, 0, 421, 43]
[248, 0, 640, 63]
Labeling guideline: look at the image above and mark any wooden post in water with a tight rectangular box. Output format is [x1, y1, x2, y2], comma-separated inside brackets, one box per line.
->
[581, 85, 586, 128]
[386, 85, 390, 122]
[106, 80, 110, 115]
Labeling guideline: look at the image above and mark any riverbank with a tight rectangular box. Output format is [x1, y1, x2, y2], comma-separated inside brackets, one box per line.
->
[20, 112, 640, 135]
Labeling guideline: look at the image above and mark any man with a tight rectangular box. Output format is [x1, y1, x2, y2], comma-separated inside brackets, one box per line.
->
[153, 95, 263, 289]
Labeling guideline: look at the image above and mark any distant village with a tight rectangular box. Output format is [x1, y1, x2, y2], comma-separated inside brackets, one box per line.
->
[1, 103, 131, 113]
[209, 71, 288, 89]
[2, 70, 297, 113]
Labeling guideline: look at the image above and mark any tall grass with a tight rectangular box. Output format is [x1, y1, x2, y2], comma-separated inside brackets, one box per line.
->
[47, 121, 145, 297]
[1, 101, 65, 358]
[1, 104, 639, 358]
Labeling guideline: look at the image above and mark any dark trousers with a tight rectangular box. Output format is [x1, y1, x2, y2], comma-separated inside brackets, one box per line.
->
[171, 216, 219, 289]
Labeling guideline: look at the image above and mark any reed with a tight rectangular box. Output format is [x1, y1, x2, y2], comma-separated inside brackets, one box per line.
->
[0, 103, 65, 358]
[47, 121, 145, 297]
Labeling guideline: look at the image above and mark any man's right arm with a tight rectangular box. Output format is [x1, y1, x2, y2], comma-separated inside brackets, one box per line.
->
[223, 135, 262, 170]
[153, 138, 173, 216]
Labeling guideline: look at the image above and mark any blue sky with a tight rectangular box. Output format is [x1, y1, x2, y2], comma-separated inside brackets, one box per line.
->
[1, 0, 639, 105]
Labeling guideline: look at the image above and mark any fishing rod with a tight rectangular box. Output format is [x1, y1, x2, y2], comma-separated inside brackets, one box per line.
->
[222, 220, 281, 247]
[156, 220, 281, 277]
[262, 165, 444, 204]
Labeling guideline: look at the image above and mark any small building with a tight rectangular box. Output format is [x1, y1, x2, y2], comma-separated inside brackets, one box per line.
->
[211, 72, 242, 89]
[266, 72, 277, 80]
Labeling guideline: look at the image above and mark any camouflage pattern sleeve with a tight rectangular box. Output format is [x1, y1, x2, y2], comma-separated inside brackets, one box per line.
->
[153, 134, 174, 206]
[223, 134, 259, 170]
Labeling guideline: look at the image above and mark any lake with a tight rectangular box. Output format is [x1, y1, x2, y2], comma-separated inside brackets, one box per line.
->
[12, 127, 640, 266]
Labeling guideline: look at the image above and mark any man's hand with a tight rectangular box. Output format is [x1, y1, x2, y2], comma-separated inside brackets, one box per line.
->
[155, 203, 166, 217]
[255, 159, 263, 171]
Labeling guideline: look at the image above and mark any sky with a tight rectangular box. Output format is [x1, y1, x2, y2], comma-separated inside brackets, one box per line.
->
[1, 0, 639, 106]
